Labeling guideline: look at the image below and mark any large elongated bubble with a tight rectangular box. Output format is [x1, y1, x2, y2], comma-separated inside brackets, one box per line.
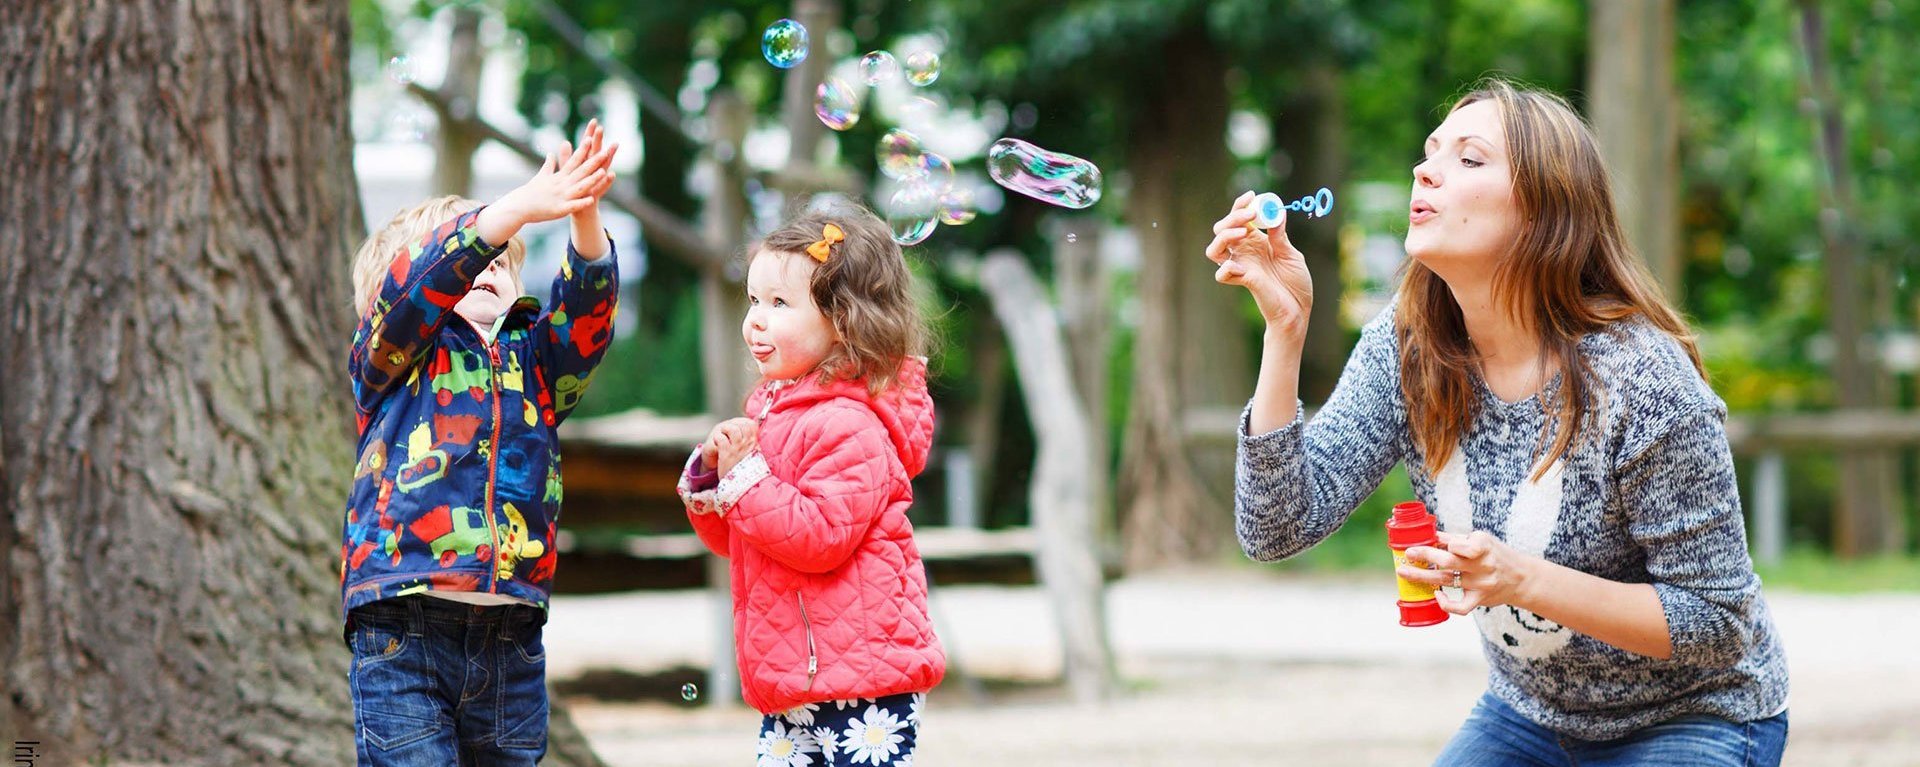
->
[987, 138, 1102, 209]
[761, 20, 808, 69]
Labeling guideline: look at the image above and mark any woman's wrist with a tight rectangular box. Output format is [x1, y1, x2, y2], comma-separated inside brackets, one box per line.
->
[1262, 322, 1308, 352]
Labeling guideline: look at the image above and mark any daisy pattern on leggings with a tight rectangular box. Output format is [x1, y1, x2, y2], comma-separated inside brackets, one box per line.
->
[840, 704, 908, 765]
[757, 720, 819, 767]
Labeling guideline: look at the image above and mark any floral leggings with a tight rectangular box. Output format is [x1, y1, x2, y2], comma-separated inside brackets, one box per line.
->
[756, 691, 923, 767]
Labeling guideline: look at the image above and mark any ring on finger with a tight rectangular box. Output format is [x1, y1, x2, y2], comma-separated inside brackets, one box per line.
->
[1449, 570, 1463, 589]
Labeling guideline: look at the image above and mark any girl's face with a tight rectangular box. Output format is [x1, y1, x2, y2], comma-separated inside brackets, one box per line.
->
[1406, 100, 1522, 277]
[743, 250, 838, 381]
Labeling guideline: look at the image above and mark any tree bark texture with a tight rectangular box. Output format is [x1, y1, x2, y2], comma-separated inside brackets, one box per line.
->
[0, 0, 361, 762]
[1119, 23, 1244, 569]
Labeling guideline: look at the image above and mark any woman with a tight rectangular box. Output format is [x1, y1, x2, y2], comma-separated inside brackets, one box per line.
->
[1207, 78, 1789, 765]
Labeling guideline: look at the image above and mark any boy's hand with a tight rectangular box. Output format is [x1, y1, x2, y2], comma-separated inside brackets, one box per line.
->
[713, 418, 758, 476]
[569, 119, 618, 260]
[477, 124, 618, 246]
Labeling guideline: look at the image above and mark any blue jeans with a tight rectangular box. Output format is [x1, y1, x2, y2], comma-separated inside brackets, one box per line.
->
[346, 595, 549, 766]
[1434, 693, 1788, 767]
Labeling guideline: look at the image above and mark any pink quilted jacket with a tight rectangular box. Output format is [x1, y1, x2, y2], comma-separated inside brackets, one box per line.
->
[678, 358, 946, 713]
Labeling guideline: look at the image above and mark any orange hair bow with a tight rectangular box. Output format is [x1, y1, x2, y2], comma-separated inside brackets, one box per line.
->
[806, 223, 845, 262]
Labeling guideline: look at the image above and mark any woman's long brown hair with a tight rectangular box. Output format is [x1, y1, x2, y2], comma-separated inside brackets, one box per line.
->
[1397, 78, 1703, 480]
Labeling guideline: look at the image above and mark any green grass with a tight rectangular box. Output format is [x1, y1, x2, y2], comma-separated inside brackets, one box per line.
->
[1232, 468, 1920, 594]
[1755, 548, 1920, 594]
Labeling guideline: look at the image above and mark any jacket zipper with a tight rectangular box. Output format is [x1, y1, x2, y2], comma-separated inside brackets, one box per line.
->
[484, 341, 504, 593]
[795, 591, 817, 689]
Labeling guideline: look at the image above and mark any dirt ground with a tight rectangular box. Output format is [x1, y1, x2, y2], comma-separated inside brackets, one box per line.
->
[551, 571, 1920, 766]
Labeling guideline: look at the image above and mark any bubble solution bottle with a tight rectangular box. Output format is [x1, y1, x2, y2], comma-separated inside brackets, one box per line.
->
[1386, 501, 1449, 627]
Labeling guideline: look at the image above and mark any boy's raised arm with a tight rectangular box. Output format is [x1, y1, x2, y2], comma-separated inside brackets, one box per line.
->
[349, 130, 614, 421]
[347, 210, 504, 414]
[535, 120, 620, 426]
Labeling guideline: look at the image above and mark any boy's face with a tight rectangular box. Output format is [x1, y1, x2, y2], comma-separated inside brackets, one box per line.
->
[743, 250, 837, 381]
[453, 254, 519, 329]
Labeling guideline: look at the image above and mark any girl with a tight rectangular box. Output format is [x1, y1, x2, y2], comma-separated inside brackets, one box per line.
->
[1207, 79, 1789, 765]
[678, 204, 944, 767]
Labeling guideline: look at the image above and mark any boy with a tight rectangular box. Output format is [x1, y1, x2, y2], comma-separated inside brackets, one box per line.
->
[340, 121, 618, 765]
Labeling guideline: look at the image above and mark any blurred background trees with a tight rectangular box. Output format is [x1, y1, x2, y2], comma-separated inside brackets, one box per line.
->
[350, 0, 1920, 574]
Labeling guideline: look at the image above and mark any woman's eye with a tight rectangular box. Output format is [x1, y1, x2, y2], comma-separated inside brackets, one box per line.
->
[1461, 157, 1484, 168]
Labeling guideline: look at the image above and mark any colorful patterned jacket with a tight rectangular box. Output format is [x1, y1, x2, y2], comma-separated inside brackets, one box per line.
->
[340, 208, 617, 617]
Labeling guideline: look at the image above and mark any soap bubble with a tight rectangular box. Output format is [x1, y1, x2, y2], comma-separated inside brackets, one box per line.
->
[859, 51, 898, 85]
[761, 20, 808, 69]
[938, 189, 976, 226]
[987, 138, 1103, 210]
[904, 51, 940, 86]
[814, 76, 861, 131]
[887, 182, 940, 246]
[917, 152, 955, 189]
[386, 55, 415, 85]
[681, 684, 699, 701]
[877, 129, 924, 180]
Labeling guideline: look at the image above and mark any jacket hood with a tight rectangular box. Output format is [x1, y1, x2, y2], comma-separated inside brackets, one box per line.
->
[756, 357, 934, 477]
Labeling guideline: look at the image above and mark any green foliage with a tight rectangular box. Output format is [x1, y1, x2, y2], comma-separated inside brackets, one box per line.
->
[1756, 547, 1920, 593]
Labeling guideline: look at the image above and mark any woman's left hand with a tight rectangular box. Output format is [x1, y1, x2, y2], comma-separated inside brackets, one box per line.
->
[1399, 531, 1539, 615]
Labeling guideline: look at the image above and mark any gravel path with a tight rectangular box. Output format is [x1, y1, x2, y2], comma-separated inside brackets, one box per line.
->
[549, 570, 1920, 766]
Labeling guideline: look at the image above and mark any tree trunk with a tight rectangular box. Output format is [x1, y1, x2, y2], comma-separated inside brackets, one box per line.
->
[1588, 0, 1682, 299]
[1269, 63, 1348, 404]
[980, 251, 1116, 703]
[0, 1, 360, 762]
[1795, 0, 1905, 556]
[0, 3, 612, 763]
[1119, 23, 1244, 569]
[430, 5, 486, 197]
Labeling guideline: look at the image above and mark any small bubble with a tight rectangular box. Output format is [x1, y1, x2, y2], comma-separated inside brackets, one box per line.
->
[904, 50, 941, 87]
[877, 129, 924, 180]
[386, 55, 415, 85]
[917, 152, 954, 190]
[814, 76, 861, 131]
[938, 189, 976, 225]
[860, 50, 898, 85]
[887, 182, 940, 246]
[761, 20, 809, 69]
[681, 683, 699, 701]
[987, 137, 1102, 209]
[1066, 232, 1078, 243]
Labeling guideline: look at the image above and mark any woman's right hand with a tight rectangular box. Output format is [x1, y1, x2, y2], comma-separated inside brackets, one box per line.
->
[1204, 191, 1315, 342]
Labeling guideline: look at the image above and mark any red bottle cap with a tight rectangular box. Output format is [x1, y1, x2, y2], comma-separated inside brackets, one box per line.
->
[1386, 501, 1439, 549]
[1398, 598, 1450, 627]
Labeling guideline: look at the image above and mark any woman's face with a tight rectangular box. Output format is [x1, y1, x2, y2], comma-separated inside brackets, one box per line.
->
[1406, 100, 1522, 277]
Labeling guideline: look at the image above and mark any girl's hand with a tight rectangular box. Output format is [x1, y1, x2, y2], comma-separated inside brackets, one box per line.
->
[1203, 191, 1315, 342]
[1399, 531, 1539, 615]
[714, 418, 758, 477]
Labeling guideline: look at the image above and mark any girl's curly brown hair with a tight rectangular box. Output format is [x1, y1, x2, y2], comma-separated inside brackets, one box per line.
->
[755, 202, 928, 395]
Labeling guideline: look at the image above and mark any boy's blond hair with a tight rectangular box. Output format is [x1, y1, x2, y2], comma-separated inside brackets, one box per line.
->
[351, 195, 527, 318]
